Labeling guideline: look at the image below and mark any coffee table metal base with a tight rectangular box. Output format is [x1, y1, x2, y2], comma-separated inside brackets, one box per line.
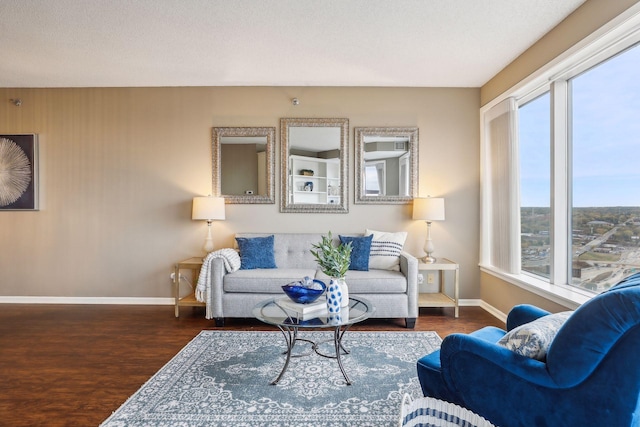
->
[272, 324, 353, 385]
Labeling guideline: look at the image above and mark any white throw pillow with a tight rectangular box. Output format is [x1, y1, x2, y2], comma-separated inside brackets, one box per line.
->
[497, 311, 573, 361]
[365, 229, 408, 271]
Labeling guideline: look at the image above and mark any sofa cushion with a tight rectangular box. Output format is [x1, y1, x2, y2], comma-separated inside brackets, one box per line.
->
[236, 235, 277, 270]
[339, 234, 373, 271]
[497, 311, 573, 360]
[366, 229, 407, 271]
[224, 268, 318, 293]
[316, 269, 407, 293]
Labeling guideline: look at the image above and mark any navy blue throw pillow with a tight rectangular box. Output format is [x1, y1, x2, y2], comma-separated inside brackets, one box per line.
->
[339, 234, 373, 271]
[235, 235, 277, 270]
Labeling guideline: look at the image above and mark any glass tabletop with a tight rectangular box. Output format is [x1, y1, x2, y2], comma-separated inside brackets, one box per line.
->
[253, 296, 374, 328]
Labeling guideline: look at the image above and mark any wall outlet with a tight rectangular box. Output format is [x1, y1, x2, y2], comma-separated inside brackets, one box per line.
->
[427, 273, 435, 284]
[417, 273, 424, 284]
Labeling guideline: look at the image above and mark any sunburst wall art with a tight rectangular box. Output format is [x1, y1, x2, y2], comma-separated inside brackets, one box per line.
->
[0, 134, 39, 210]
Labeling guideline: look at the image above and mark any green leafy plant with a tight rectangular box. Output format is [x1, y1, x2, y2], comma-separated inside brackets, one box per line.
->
[310, 231, 352, 278]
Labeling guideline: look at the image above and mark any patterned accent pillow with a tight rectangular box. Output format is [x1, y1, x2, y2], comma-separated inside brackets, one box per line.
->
[339, 234, 373, 271]
[365, 229, 408, 271]
[497, 311, 573, 360]
[235, 235, 277, 270]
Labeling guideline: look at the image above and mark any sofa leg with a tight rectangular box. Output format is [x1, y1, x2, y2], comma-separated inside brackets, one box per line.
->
[215, 317, 225, 327]
[406, 318, 416, 329]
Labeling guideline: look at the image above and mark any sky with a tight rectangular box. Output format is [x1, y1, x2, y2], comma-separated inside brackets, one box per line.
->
[519, 42, 640, 208]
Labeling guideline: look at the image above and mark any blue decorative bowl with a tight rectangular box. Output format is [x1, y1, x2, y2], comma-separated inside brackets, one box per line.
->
[282, 280, 326, 304]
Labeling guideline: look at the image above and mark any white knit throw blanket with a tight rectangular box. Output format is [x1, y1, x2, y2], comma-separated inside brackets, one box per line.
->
[196, 248, 241, 319]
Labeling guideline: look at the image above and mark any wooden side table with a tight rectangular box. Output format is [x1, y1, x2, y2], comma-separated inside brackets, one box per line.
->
[173, 257, 205, 317]
[417, 258, 459, 317]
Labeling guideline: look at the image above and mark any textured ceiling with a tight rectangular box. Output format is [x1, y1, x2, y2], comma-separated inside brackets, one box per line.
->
[0, 0, 586, 88]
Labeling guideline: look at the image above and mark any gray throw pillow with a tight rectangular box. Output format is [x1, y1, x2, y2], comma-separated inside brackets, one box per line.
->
[497, 311, 573, 360]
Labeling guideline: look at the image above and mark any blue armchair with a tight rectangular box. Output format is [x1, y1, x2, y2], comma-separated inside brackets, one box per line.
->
[417, 273, 640, 427]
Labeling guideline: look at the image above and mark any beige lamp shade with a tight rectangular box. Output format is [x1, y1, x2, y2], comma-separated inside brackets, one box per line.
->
[192, 196, 225, 221]
[412, 197, 445, 221]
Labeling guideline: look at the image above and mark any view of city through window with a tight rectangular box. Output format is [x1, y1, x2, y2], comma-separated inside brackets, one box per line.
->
[520, 43, 640, 293]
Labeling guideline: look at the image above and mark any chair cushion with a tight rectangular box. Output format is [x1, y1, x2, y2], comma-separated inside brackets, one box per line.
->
[497, 311, 572, 360]
[366, 229, 407, 271]
[339, 234, 373, 271]
[235, 235, 277, 270]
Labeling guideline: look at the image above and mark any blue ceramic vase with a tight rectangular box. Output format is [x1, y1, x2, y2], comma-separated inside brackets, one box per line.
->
[326, 278, 343, 316]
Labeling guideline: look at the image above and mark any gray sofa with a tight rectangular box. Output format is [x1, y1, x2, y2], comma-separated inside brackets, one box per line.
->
[207, 233, 419, 328]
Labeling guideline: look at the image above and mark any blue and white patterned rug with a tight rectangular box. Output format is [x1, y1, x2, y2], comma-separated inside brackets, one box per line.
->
[101, 330, 442, 427]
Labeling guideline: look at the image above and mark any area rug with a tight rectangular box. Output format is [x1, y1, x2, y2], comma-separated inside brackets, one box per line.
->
[101, 330, 442, 427]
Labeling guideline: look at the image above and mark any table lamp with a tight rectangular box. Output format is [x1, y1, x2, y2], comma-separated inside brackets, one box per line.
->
[413, 197, 445, 263]
[192, 196, 225, 253]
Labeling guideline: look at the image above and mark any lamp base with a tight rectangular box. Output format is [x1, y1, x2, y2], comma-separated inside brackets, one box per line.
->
[203, 220, 214, 253]
[422, 255, 436, 263]
[422, 221, 437, 264]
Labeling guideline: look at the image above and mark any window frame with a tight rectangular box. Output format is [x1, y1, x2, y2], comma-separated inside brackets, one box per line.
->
[480, 7, 640, 307]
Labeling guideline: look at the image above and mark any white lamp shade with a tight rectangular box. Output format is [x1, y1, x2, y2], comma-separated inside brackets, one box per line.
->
[413, 197, 445, 221]
[192, 196, 226, 221]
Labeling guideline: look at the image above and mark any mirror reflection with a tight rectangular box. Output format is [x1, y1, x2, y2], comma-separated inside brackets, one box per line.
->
[212, 127, 275, 204]
[355, 127, 418, 204]
[280, 118, 348, 213]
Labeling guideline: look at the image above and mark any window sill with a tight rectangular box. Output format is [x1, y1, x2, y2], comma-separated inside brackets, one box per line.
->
[480, 265, 592, 309]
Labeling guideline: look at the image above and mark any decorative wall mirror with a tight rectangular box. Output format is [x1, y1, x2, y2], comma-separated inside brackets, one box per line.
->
[212, 127, 275, 204]
[280, 118, 348, 213]
[354, 127, 418, 204]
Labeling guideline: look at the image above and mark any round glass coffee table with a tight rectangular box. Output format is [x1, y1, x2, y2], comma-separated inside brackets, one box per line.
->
[253, 296, 375, 385]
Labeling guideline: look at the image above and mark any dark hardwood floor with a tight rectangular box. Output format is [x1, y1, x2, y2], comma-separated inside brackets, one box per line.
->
[0, 304, 504, 426]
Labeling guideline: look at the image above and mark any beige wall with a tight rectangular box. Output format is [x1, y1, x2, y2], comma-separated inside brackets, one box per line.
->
[479, 0, 639, 311]
[0, 86, 480, 300]
[481, 272, 568, 315]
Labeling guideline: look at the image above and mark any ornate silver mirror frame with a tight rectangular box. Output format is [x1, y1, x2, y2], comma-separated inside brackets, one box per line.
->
[280, 118, 349, 213]
[212, 127, 275, 204]
[354, 127, 418, 204]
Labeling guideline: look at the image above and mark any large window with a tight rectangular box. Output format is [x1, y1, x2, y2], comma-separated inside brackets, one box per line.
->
[483, 19, 640, 300]
[569, 45, 640, 292]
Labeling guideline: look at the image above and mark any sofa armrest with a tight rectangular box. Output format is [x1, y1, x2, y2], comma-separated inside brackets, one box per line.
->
[400, 251, 419, 318]
[506, 304, 551, 331]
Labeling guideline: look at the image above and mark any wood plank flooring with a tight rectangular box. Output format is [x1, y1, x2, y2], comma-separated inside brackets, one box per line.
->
[0, 304, 504, 427]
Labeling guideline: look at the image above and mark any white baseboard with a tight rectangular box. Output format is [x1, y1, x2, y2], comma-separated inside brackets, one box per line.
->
[0, 296, 174, 305]
[478, 300, 508, 323]
[456, 298, 507, 323]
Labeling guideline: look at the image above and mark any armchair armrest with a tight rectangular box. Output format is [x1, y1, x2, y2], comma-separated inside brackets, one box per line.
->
[506, 304, 551, 331]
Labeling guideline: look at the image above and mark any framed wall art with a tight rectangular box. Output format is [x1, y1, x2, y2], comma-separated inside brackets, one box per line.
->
[0, 134, 39, 210]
